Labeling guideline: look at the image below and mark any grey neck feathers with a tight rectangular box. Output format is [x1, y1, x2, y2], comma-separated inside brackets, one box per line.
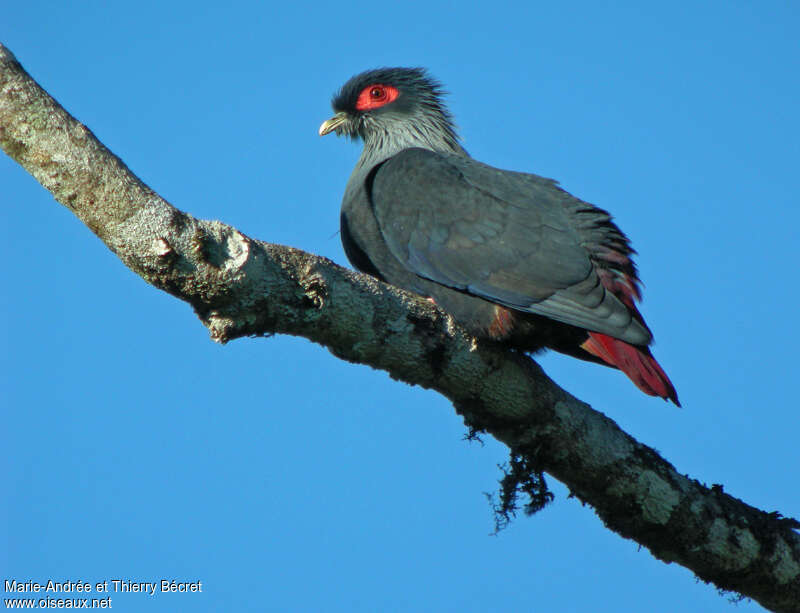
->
[355, 108, 468, 171]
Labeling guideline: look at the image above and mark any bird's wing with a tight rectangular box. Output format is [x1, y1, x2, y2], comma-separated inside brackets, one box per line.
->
[370, 148, 652, 345]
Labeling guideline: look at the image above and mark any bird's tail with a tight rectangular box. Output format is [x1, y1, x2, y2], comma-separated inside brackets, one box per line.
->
[581, 332, 680, 406]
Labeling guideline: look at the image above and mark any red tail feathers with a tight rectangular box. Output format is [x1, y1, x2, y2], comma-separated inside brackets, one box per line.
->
[581, 332, 680, 406]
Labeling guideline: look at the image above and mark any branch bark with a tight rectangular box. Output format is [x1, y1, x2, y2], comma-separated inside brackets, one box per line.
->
[2, 43, 798, 612]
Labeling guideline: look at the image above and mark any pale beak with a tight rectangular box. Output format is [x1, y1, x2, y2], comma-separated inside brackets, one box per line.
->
[319, 112, 348, 136]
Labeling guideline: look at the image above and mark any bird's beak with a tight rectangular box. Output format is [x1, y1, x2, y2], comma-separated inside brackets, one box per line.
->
[319, 112, 348, 136]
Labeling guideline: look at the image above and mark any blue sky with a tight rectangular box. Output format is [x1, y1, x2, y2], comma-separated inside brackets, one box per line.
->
[2, 2, 798, 611]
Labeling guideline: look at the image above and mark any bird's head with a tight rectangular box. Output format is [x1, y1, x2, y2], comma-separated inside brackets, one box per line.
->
[319, 67, 464, 156]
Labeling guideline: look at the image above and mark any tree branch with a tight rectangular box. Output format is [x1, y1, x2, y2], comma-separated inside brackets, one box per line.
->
[2, 43, 798, 613]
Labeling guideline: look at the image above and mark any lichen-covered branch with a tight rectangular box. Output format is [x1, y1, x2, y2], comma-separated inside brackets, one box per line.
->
[2, 43, 798, 613]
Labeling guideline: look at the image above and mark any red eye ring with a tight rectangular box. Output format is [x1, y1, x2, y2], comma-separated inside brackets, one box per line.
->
[355, 84, 399, 111]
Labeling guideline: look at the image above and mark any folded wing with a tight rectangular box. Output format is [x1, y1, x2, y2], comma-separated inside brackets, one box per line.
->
[370, 148, 652, 346]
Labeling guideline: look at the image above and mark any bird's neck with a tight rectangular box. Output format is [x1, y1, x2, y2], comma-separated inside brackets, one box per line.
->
[356, 115, 468, 171]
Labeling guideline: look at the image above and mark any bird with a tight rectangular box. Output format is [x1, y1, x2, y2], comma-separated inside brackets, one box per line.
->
[319, 67, 679, 405]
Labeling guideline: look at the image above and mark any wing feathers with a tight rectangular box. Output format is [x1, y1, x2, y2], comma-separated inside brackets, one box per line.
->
[372, 148, 651, 346]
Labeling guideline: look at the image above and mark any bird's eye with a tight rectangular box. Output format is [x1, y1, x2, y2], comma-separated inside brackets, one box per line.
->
[355, 84, 399, 111]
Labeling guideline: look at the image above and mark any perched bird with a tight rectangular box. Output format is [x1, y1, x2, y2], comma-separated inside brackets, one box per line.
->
[319, 67, 679, 405]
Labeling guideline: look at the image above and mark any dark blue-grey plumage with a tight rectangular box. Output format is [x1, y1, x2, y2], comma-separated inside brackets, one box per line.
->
[320, 67, 678, 404]
[372, 148, 650, 345]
